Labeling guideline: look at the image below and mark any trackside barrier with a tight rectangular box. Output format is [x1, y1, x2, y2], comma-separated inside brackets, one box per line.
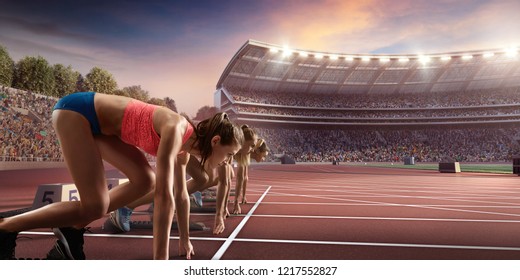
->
[438, 162, 461, 173]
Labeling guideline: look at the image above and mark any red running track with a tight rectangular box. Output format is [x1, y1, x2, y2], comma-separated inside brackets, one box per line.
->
[1, 164, 520, 259]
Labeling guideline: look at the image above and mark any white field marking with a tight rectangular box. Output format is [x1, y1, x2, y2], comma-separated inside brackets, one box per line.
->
[249, 214, 520, 223]
[264, 190, 520, 218]
[269, 184, 520, 207]
[259, 201, 520, 208]
[19, 231, 520, 252]
[211, 186, 271, 260]
[233, 238, 520, 252]
[263, 192, 520, 200]
[263, 179, 520, 198]
[253, 175, 520, 193]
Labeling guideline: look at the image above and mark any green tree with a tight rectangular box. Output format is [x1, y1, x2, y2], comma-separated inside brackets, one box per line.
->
[76, 73, 87, 92]
[194, 105, 218, 121]
[52, 64, 80, 97]
[13, 56, 55, 94]
[112, 88, 128, 97]
[84, 67, 117, 94]
[0, 45, 14, 87]
[164, 97, 177, 112]
[121, 85, 149, 101]
[148, 97, 166, 107]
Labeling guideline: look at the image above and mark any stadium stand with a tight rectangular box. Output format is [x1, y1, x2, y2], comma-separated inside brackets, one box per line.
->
[214, 40, 520, 163]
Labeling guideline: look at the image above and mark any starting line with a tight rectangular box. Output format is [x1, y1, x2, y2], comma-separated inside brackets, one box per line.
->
[211, 186, 272, 260]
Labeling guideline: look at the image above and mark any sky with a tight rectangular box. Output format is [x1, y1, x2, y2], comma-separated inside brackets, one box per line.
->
[1, 0, 519, 117]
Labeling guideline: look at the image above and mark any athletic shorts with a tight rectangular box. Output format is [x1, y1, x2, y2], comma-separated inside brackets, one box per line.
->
[53, 92, 102, 135]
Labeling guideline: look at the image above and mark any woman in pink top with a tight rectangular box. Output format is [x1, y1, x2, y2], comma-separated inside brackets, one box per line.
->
[0, 92, 244, 260]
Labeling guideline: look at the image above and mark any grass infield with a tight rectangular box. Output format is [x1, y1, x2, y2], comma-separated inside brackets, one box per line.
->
[352, 162, 513, 174]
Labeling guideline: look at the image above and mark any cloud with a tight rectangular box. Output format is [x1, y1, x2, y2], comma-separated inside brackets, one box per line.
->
[0, 15, 98, 43]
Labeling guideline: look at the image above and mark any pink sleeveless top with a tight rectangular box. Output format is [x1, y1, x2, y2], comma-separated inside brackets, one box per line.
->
[120, 100, 194, 156]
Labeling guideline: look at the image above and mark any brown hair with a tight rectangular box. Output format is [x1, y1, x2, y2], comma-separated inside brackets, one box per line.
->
[241, 124, 257, 142]
[194, 112, 244, 168]
[254, 138, 269, 154]
[234, 124, 258, 166]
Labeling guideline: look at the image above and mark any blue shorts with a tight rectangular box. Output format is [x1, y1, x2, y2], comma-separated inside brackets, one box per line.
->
[53, 92, 102, 135]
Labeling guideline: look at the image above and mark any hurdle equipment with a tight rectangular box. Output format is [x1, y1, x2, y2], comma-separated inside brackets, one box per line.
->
[439, 162, 461, 173]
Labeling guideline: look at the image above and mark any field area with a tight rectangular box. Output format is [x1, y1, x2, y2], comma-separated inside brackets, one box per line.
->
[339, 162, 513, 174]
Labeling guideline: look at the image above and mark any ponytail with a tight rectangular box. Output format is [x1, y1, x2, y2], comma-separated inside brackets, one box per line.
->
[194, 112, 244, 169]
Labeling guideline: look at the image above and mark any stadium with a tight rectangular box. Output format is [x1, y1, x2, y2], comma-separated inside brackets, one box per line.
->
[2, 39, 520, 262]
[215, 40, 520, 166]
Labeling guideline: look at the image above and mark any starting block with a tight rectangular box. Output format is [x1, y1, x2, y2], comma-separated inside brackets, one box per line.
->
[190, 207, 216, 213]
[130, 220, 208, 231]
[106, 178, 129, 190]
[32, 183, 79, 209]
[31, 178, 130, 210]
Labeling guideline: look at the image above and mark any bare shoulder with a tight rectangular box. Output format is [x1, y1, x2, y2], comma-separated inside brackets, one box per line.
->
[154, 107, 186, 135]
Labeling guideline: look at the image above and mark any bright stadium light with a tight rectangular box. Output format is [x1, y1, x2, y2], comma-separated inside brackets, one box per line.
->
[462, 55, 473, 60]
[269, 47, 279, 53]
[441, 56, 451, 61]
[299, 51, 308, 57]
[345, 56, 354, 61]
[483, 52, 495, 58]
[418, 55, 431, 64]
[379, 56, 390, 62]
[505, 47, 518, 57]
[398, 57, 409, 62]
[282, 47, 292, 57]
[329, 54, 338, 60]
[361, 56, 371, 62]
[314, 53, 324, 59]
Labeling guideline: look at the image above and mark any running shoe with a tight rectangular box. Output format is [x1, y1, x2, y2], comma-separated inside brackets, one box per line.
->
[190, 191, 203, 208]
[109, 207, 133, 232]
[46, 227, 86, 260]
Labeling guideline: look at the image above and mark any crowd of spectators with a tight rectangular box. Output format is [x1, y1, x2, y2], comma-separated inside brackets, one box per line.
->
[256, 127, 519, 163]
[228, 86, 520, 124]
[229, 86, 520, 109]
[0, 86, 61, 162]
[3, 85, 520, 164]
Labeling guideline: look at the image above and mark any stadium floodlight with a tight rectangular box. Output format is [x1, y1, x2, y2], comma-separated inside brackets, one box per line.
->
[282, 47, 292, 57]
[345, 56, 354, 61]
[440, 56, 451, 61]
[314, 53, 324, 59]
[398, 57, 410, 62]
[462, 55, 473, 60]
[269, 47, 279, 53]
[329, 54, 338, 60]
[379, 56, 390, 62]
[299, 51, 309, 57]
[418, 55, 431, 64]
[483, 52, 495, 58]
[361, 56, 371, 62]
[505, 47, 518, 57]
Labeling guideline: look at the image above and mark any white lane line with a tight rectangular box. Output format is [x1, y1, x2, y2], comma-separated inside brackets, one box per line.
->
[265, 190, 520, 218]
[211, 186, 271, 260]
[19, 231, 520, 252]
[259, 202, 520, 208]
[233, 238, 520, 251]
[249, 214, 520, 223]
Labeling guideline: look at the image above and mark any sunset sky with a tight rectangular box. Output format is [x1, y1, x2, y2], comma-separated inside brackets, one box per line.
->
[1, 0, 519, 116]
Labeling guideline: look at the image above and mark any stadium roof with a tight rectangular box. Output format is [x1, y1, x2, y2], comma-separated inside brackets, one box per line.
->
[216, 40, 520, 95]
